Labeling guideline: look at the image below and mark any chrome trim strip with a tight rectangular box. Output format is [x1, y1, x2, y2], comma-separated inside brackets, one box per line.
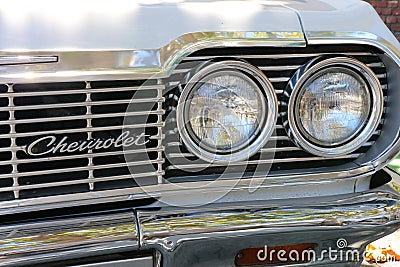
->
[165, 146, 332, 157]
[0, 98, 164, 112]
[0, 212, 138, 266]
[165, 154, 361, 170]
[367, 62, 386, 68]
[0, 55, 58, 65]
[171, 68, 192, 75]
[269, 77, 291, 83]
[0, 31, 305, 84]
[167, 153, 195, 159]
[270, 136, 290, 141]
[0, 85, 164, 98]
[376, 73, 387, 79]
[182, 52, 374, 61]
[260, 146, 301, 152]
[258, 65, 301, 71]
[0, 110, 165, 126]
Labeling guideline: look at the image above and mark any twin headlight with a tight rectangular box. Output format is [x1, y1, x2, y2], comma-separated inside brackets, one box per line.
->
[177, 61, 277, 162]
[285, 57, 383, 157]
[177, 57, 383, 162]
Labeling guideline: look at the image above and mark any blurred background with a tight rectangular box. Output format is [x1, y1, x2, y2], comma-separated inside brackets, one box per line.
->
[366, 0, 400, 41]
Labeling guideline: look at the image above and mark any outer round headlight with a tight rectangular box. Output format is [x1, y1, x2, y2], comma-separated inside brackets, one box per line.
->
[177, 61, 277, 163]
[285, 57, 383, 157]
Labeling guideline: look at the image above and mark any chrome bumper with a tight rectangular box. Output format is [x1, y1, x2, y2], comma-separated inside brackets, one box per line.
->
[1, 169, 399, 266]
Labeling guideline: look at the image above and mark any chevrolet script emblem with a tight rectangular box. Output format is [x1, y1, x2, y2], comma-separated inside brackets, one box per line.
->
[26, 131, 150, 156]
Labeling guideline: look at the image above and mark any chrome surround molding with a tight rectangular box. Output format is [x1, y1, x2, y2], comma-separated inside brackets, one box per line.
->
[176, 60, 278, 163]
[0, 31, 305, 84]
[284, 57, 384, 157]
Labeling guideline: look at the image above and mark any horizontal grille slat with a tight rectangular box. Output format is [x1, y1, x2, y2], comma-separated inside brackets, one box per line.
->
[269, 77, 291, 83]
[0, 172, 159, 193]
[258, 65, 301, 71]
[0, 110, 164, 125]
[182, 52, 374, 61]
[165, 154, 361, 171]
[367, 62, 385, 68]
[0, 97, 164, 112]
[0, 85, 164, 97]
[0, 148, 161, 164]
[3, 159, 161, 179]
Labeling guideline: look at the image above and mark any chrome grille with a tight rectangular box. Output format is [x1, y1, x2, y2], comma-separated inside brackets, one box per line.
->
[0, 80, 164, 201]
[164, 45, 387, 179]
[0, 45, 388, 203]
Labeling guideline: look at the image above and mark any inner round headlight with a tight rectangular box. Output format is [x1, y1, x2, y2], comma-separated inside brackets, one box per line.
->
[177, 61, 277, 163]
[296, 68, 371, 146]
[188, 70, 263, 151]
[286, 57, 383, 157]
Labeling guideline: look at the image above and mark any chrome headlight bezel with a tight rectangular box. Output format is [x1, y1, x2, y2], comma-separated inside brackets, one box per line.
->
[284, 57, 383, 157]
[176, 60, 278, 163]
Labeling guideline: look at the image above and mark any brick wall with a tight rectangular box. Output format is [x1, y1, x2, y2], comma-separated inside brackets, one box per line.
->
[366, 0, 400, 40]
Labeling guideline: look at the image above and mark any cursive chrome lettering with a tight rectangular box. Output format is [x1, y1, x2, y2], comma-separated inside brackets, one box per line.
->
[26, 131, 150, 156]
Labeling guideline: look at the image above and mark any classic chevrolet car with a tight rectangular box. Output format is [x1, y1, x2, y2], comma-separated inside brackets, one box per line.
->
[0, 0, 399, 266]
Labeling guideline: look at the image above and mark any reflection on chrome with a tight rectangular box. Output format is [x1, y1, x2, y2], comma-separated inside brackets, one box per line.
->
[139, 189, 400, 251]
[0, 212, 138, 264]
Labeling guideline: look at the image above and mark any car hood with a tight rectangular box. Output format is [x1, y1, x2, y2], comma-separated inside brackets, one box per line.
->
[0, 0, 305, 51]
[1, 0, 400, 80]
[0, 0, 398, 52]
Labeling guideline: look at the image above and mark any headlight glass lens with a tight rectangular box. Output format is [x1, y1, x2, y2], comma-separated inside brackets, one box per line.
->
[186, 70, 265, 152]
[296, 68, 371, 146]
